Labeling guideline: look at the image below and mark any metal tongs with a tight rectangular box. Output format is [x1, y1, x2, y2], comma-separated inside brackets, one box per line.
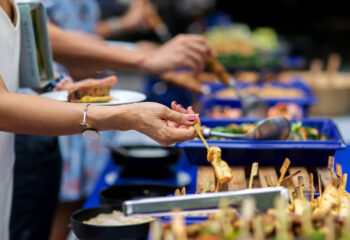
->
[205, 56, 268, 117]
[202, 116, 291, 140]
[123, 187, 288, 216]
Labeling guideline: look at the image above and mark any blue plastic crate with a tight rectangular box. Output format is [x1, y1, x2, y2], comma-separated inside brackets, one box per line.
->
[200, 78, 317, 118]
[176, 118, 346, 167]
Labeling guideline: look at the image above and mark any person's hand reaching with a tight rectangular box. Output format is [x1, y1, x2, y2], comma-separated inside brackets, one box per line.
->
[141, 34, 213, 74]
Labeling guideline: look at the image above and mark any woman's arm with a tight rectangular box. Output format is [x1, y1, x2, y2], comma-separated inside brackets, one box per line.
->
[0, 76, 197, 145]
[48, 23, 212, 74]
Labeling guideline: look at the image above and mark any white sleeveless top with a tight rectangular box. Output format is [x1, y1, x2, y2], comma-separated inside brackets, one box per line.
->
[0, 0, 20, 239]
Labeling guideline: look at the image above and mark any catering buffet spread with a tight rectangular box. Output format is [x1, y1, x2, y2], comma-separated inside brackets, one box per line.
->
[67, 15, 350, 240]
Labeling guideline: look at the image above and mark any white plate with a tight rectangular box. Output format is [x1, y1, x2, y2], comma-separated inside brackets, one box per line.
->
[40, 89, 146, 106]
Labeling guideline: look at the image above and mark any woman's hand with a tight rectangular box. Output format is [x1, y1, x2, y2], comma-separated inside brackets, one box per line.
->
[119, 102, 198, 146]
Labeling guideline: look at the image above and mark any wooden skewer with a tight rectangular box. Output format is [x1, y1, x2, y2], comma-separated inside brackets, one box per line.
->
[276, 158, 291, 186]
[280, 170, 302, 184]
[336, 163, 343, 186]
[328, 156, 335, 185]
[264, 175, 274, 187]
[248, 162, 259, 189]
[181, 186, 186, 195]
[287, 181, 294, 203]
[215, 181, 220, 193]
[318, 172, 322, 197]
[275, 196, 291, 240]
[150, 220, 162, 240]
[309, 173, 314, 202]
[325, 214, 336, 240]
[193, 121, 209, 150]
[241, 198, 256, 237]
[298, 176, 304, 199]
[201, 180, 212, 193]
[171, 209, 188, 240]
[342, 173, 348, 191]
[218, 198, 233, 236]
[253, 217, 265, 240]
[300, 199, 313, 236]
[343, 201, 350, 237]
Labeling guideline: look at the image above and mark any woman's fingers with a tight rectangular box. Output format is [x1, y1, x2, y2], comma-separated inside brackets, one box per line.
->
[164, 126, 197, 144]
[162, 107, 197, 126]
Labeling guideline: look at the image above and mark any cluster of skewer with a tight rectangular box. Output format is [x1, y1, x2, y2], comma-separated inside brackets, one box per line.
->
[151, 157, 350, 240]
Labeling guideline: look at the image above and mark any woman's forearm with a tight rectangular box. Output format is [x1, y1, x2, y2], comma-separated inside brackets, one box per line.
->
[0, 90, 129, 136]
[47, 23, 147, 72]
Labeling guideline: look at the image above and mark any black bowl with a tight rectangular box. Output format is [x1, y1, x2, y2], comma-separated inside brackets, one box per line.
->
[110, 146, 181, 178]
[71, 204, 153, 240]
[99, 183, 177, 207]
[111, 145, 180, 166]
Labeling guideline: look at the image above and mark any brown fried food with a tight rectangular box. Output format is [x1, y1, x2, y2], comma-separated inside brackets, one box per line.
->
[207, 147, 233, 184]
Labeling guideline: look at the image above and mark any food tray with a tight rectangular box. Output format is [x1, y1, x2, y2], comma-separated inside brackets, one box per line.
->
[199, 78, 317, 118]
[176, 118, 346, 166]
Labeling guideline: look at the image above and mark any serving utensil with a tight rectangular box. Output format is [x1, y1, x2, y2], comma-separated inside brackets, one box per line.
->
[205, 56, 268, 117]
[202, 116, 291, 140]
[123, 187, 289, 216]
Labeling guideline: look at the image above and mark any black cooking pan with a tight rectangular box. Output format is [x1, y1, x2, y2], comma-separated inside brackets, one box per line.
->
[71, 204, 153, 240]
[110, 145, 181, 178]
[99, 183, 177, 207]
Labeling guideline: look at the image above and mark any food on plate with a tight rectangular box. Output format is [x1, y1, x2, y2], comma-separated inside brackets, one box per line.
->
[68, 82, 113, 103]
[216, 85, 304, 99]
[83, 210, 154, 226]
[207, 146, 233, 185]
[208, 121, 327, 141]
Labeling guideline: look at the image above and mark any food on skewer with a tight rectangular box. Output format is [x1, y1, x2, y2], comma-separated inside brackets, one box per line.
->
[161, 157, 350, 240]
[207, 146, 233, 186]
[193, 118, 233, 189]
